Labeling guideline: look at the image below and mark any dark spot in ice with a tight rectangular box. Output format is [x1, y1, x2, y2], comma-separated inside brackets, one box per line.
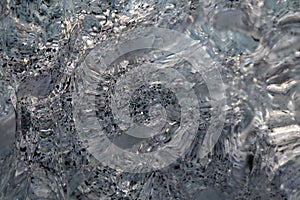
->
[246, 154, 254, 172]
[111, 133, 144, 149]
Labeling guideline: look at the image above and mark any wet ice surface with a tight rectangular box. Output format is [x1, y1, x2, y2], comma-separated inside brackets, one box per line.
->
[0, 0, 299, 199]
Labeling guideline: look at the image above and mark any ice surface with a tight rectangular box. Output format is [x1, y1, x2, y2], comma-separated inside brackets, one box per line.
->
[0, 0, 299, 199]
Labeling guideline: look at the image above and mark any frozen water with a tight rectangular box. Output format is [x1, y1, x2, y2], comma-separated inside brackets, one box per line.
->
[0, 81, 16, 160]
[0, 0, 299, 199]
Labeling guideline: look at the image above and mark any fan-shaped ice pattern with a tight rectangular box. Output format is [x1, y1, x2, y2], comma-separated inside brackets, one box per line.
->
[73, 27, 226, 173]
[252, 11, 300, 199]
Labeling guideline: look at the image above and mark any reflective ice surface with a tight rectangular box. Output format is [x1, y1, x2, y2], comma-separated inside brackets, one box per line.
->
[0, 0, 299, 199]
